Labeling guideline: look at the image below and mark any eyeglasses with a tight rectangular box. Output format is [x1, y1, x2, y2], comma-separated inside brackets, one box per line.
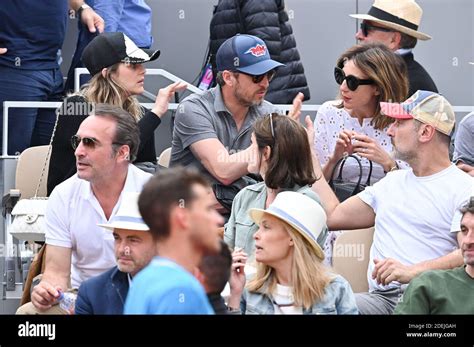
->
[71, 135, 99, 150]
[242, 69, 276, 84]
[334, 66, 375, 91]
[71, 135, 124, 150]
[360, 22, 394, 37]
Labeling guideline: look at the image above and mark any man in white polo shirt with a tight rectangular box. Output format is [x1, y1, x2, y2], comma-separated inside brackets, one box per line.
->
[17, 104, 151, 314]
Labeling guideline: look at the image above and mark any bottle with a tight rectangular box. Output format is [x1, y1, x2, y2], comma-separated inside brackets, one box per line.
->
[58, 291, 76, 313]
[198, 63, 214, 90]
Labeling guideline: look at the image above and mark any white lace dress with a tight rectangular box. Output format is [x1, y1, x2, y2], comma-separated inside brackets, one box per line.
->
[314, 100, 408, 183]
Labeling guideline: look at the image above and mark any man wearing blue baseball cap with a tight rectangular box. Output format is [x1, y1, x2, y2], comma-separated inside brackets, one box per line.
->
[310, 90, 473, 314]
[170, 34, 303, 214]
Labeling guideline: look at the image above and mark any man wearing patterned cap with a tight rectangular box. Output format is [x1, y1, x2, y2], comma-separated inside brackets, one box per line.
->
[351, 0, 438, 96]
[312, 91, 473, 314]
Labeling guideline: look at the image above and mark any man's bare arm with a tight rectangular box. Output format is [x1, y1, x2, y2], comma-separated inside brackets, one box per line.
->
[31, 245, 71, 310]
[373, 232, 463, 286]
[191, 138, 251, 185]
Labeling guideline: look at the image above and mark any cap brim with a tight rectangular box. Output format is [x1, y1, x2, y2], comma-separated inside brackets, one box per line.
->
[98, 222, 149, 232]
[236, 59, 284, 75]
[349, 14, 431, 41]
[380, 102, 413, 119]
[123, 48, 161, 64]
[249, 208, 324, 260]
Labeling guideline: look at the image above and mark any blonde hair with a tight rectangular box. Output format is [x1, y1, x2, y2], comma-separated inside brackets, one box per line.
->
[79, 63, 143, 120]
[336, 43, 409, 130]
[247, 221, 333, 309]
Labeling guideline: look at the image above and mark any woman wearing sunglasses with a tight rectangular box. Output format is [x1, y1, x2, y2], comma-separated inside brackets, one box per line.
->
[227, 191, 358, 314]
[313, 42, 409, 184]
[225, 113, 327, 259]
[47, 32, 186, 195]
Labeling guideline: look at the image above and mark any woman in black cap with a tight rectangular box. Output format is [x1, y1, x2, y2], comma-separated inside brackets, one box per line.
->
[47, 32, 186, 195]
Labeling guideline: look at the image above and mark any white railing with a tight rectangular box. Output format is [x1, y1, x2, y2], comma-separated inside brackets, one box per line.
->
[2, 67, 473, 155]
[74, 67, 203, 94]
[2, 102, 322, 157]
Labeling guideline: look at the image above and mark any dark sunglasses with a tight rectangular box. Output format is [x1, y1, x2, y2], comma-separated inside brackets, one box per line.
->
[334, 66, 375, 91]
[71, 135, 124, 150]
[241, 69, 276, 84]
[71, 135, 99, 150]
[360, 22, 394, 37]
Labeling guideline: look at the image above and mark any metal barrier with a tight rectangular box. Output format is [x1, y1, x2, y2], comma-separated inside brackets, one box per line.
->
[1, 101, 322, 157]
[3, 99, 474, 157]
[74, 67, 203, 94]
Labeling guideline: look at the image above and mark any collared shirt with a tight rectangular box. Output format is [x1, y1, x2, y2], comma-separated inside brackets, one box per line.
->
[170, 86, 278, 184]
[88, 0, 152, 48]
[45, 165, 152, 288]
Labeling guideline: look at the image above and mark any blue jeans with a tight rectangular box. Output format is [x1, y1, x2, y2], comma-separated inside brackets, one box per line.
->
[0, 66, 64, 155]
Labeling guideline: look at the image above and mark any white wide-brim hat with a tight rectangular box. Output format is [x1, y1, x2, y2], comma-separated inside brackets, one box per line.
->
[98, 192, 149, 231]
[249, 191, 326, 260]
[350, 0, 431, 41]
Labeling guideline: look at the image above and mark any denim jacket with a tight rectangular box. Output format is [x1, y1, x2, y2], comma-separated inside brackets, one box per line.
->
[240, 275, 358, 315]
[224, 182, 328, 256]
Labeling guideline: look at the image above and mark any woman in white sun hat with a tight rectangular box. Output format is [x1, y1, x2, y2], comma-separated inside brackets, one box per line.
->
[227, 191, 358, 314]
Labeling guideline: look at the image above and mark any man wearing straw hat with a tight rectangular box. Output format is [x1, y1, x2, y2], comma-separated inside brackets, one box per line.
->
[351, 0, 438, 96]
[75, 192, 156, 314]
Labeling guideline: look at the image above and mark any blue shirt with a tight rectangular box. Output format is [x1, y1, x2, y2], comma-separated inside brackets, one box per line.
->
[88, 0, 152, 48]
[0, 0, 67, 69]
[124, 257, 214, 314]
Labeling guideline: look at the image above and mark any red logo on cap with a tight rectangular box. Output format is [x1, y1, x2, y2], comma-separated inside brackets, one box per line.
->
[245, 44, 266, 57]
[403, 91, 420, 106]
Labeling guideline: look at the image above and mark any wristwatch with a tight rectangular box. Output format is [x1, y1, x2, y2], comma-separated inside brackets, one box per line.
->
[76, 3, 91, 19]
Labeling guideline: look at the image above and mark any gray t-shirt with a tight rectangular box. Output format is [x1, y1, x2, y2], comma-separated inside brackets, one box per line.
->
[170, 86, 278, 184]
[453, 112, 474, 166]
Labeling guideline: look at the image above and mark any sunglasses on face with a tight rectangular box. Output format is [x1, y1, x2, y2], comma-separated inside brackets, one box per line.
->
[241, 69, 276, 84]
[360, 22, 394, 37]
[334, 66, 375, 91]
[71, 135, 99, 150]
